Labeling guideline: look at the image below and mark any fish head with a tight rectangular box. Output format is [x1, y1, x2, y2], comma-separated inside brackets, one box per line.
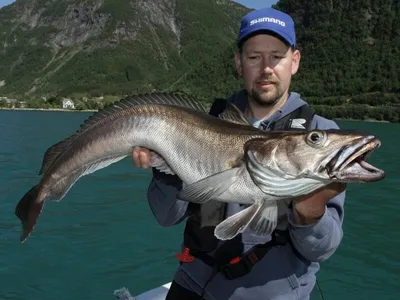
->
[245, 129, 385, 183]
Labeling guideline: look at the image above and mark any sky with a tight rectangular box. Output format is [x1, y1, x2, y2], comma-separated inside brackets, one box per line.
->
[1, 0, 278, 9]
[234, 0, 278, 9]
[0, 0, 13, 8]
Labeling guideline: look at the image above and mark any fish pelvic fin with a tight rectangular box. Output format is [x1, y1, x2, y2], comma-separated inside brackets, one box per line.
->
[247, 201, 278, 236]
[15, 185, 45, 243]
[214, 202, 262, 240]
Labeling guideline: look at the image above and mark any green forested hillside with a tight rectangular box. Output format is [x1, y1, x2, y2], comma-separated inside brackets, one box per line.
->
[281, 0, 400, 122]
[173, 0, 400, 122]
[0, 0, 399, 122]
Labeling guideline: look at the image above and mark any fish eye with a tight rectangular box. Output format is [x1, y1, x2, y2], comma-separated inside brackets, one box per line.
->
[306, 131, 326, 147]
[310, 133, 320, 142]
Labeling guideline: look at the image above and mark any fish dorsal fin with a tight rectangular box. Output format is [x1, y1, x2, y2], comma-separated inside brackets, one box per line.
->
[76, 92, 208, 136]
[219, 102, 251, 125]
[38, 92, 207, 176]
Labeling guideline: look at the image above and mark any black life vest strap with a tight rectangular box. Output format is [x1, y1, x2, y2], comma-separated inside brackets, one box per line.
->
[184, 230, 289, 280]
[209, 98, 229, 117]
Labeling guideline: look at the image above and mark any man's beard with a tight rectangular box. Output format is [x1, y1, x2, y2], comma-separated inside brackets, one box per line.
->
[250, 86, 283, 107]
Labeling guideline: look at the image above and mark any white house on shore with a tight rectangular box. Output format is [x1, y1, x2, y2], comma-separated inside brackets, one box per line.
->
[61, 98, 75, 109]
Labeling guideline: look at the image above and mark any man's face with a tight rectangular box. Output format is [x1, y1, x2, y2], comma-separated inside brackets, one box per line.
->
[234, 33, 301, 107]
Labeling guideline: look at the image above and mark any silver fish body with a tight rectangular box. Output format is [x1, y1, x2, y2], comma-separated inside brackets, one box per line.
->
[15, 93, 385, 243]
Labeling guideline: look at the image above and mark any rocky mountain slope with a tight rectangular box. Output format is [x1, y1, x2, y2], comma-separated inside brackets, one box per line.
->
[0, 0, 249, 97]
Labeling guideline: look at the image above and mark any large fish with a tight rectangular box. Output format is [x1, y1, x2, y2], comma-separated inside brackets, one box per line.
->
[15, 93, 385, 243]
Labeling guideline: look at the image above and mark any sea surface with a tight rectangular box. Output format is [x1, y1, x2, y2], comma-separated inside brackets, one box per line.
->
[0, 110, 399, 300]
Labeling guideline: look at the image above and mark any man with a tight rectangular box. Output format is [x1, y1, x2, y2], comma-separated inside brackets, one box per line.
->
[133, 7, 346, 300]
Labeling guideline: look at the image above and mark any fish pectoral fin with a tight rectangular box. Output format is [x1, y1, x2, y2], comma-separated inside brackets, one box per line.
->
[214, 202, 262, 240]
[248, 201, 278, 236]
[149, 151, 176, 175]
[177, 167, 240, 203]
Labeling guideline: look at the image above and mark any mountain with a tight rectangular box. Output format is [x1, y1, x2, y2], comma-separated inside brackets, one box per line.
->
[0, 0, 249, 98]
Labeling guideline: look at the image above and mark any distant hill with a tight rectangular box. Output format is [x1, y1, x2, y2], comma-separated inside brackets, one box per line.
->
[0, 0, 249, 98]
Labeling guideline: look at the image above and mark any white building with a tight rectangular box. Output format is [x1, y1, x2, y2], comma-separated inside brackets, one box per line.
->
[61, 98, 75, 109]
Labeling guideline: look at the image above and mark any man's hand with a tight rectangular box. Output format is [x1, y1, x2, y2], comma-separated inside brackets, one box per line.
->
[132, 147, 151, 168]
[292, 182, 346, 226]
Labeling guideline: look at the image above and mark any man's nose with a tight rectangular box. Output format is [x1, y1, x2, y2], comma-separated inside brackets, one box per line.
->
[261, 58, 274, 74]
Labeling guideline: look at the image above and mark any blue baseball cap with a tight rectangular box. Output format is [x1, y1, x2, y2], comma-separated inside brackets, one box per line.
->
[237, 8, 296, 47]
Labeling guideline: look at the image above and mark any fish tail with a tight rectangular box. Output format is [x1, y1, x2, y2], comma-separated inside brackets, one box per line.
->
[15, 184, 45, 243]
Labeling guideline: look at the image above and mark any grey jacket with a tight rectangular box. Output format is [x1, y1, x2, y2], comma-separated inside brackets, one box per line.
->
[146, 91, 346, 300]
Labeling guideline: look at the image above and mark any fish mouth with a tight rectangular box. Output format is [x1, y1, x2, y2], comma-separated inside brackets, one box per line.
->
[328, 136, 385, 182]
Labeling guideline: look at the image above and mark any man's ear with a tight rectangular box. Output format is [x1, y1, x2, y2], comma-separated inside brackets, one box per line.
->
[291, 49, 301, 75]
[234, 51, 242, 77]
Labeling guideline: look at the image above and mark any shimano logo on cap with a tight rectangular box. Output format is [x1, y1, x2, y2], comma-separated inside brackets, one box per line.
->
[249, 17, 286, 27]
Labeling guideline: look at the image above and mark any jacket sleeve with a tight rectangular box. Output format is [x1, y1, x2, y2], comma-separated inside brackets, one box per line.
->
[287, 116, 346, 262]
[147, 168, 189, 227]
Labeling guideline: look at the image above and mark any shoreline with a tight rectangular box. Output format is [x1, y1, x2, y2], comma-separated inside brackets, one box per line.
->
[334, 118, 391, 123]
[0, 107, 393, 123]
[0, 107, 97, 112]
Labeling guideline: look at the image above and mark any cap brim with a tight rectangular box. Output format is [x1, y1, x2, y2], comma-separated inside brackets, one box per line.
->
[238, 24, 295, 47]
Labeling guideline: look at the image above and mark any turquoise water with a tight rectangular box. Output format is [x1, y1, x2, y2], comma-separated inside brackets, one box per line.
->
[0, 110, 399, 300]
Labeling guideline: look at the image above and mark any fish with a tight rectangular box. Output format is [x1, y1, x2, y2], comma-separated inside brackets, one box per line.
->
[14, 92, 385, 243]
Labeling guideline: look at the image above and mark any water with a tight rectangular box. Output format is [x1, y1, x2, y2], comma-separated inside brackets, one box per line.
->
[0, 110, 399, 300]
